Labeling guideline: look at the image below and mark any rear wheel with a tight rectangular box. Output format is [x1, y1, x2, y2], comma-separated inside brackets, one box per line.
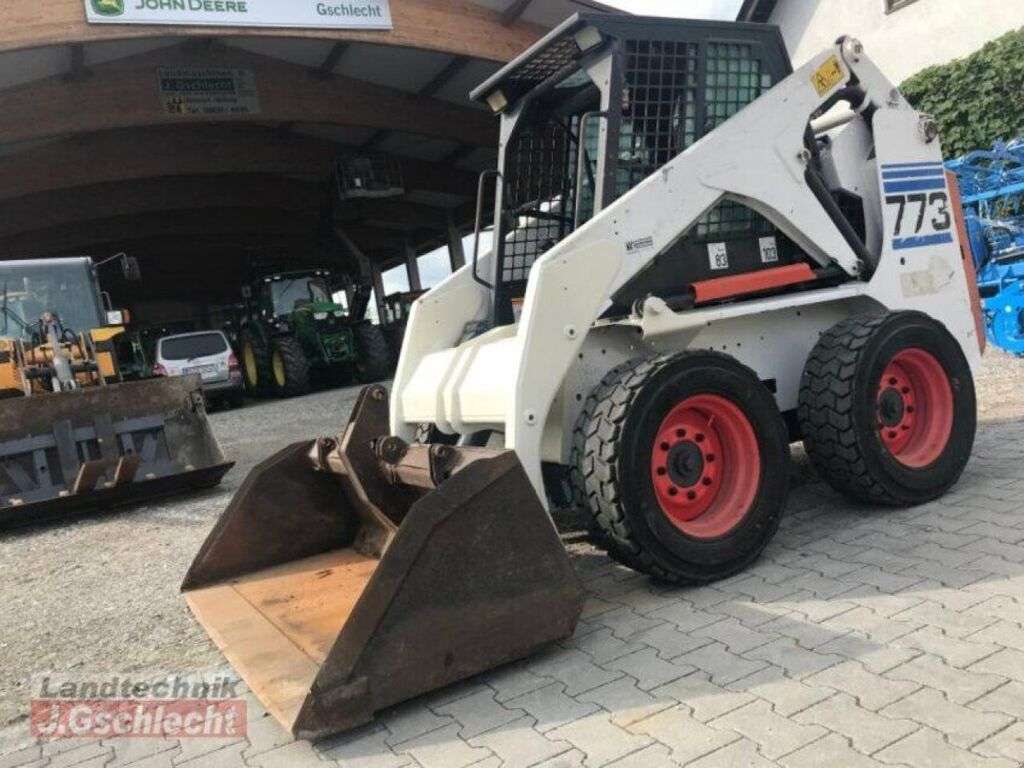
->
[354, 323, 392, 382]
[798, 311, 976, 505]
[240, 330, 271, 396]
[270, 337, 311, 397]
[573, 351, 790, 584]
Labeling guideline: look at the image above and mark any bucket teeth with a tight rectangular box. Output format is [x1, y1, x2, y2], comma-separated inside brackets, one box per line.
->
[183, 384, 584, 740]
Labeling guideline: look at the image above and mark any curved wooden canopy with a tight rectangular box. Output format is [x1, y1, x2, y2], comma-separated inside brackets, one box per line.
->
[0, 0, 564, 309]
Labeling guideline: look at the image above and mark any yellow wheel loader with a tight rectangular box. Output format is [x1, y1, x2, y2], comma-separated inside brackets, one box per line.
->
[185, 15, 983, 739]
[0, 257, 232, 527]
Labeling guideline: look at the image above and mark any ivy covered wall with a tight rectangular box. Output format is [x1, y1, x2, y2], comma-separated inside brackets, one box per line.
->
[900, 28, 1024, 158]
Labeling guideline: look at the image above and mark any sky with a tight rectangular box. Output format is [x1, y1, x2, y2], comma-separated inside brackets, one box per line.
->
[601, 0, 742, 19]
[375, 0, 746, 309]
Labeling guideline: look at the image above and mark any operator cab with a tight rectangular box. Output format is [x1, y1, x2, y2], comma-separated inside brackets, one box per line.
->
[470, 13, 849, 327]
[252, 270, 339, 317]
[0, 258, 106, 342]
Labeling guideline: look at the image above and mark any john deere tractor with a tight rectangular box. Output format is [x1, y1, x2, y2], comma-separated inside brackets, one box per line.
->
[237, 268, 390, 397]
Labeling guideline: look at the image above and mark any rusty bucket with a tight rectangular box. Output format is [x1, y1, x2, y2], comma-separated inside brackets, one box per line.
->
[0, 376, 233, 528]
[182, 385, 583, 740]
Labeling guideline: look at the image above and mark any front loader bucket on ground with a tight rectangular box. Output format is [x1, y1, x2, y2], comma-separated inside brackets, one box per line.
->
[182, 385, 584, 740]
[0, 376, 233, 529]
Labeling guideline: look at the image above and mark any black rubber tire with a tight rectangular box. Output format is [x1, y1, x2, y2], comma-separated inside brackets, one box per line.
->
[571, 351, 791, 584]
[239, 329, 271, 396]
[354, 323, 392, 382]
[798, 311, 976, 506]
[271, 336, 311, 397]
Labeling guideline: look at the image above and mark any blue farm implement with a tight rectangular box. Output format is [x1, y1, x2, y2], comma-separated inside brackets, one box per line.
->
[948, 139, 1024, 355]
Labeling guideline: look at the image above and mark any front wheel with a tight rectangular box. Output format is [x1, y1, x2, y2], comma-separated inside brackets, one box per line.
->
[798, 311, 976, 505]
[354, 323, 392, 382]
[573, 351, 790, 584]
[240, 330, 271, 396]
[270, 337, 311, 397]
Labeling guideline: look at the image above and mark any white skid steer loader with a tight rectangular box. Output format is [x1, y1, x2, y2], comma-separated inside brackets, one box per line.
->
[184, 14, 983, 739]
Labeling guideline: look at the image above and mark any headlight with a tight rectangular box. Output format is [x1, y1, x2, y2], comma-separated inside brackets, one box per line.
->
[314, 312, 328, 321]
[333, 311, 344, 318]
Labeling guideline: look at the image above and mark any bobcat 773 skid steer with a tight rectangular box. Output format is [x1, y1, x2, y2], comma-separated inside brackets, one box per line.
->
[184, 15, 983, 739]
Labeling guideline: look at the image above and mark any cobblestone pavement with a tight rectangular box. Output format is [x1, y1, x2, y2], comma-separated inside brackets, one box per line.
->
[3, 353, 1024, 767]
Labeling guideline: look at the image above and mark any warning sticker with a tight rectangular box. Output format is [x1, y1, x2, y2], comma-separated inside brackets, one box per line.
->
[759, 236, 779, 263]
[708, 242, 729, 271]
[811, 55, 844, 96]
[158, 67, 260, 117]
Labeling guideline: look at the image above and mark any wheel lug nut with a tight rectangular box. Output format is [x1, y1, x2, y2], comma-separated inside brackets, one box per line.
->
[706, 453, 715, 462]
[660, 442, 670, 451]
[668, 487, 678, 496]
[676, 429, 686, 438]
[701, 477, 712, 486]
[656, 467, 667, 476]
[686, 490, 697, 500]
[695, 433, 705, 443]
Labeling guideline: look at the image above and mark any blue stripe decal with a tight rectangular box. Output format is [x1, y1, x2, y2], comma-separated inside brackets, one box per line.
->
[892, 232, 954, 250]
[882, 168, 946, 180]
[883, 178, 948, 193]
[881, 161, 945, 170]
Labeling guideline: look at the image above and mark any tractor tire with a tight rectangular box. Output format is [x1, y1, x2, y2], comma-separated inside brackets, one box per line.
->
[240, 330, 271, 396]
[798, 311, 976, 506]
[270, 337, 311, 397]
[354, 323, 392, 382]
[572, 351, 790, 584]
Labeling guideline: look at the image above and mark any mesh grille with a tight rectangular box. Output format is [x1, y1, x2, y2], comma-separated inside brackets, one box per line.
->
[699, 43, 774, 240]
[618, 39, 700, 194]
[492, 34, 783, 320]
[501, 120, 578, 283]
[704, 42, 774, 131]
[505, 38, 582, 96]
[616, 40, 775, 241]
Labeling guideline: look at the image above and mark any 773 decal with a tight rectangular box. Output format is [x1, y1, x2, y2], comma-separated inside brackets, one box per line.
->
[880, 162, 955, 251]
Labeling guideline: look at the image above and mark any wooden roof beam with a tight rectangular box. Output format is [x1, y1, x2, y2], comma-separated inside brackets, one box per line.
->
[0, 175, 322, 239]
[0, 125, 481, 203]
[360, 54, 472, 151]
[0, 45, 496, 148]
[317, 42, 351, 77]
[501, 0, 535, 26]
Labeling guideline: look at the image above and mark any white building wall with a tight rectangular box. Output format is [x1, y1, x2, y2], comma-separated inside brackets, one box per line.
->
[769, 0, 1024, 83]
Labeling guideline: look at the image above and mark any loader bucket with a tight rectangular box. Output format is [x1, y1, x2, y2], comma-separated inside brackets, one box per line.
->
[182, 385, 584, 740]
[0, 376, 233, 529]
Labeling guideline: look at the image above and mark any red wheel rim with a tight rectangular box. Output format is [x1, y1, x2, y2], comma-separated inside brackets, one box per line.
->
[649, 394, 761, 539]
[876, 348, 953, 468]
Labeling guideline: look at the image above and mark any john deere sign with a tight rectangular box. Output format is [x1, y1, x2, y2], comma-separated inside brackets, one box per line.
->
[84, 0, 392, 29]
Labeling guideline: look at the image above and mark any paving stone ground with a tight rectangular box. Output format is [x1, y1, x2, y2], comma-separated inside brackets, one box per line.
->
[3, 350, 1024, 767]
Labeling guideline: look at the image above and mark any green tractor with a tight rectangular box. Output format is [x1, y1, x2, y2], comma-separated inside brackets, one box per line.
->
[237, 268, 390, 397]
